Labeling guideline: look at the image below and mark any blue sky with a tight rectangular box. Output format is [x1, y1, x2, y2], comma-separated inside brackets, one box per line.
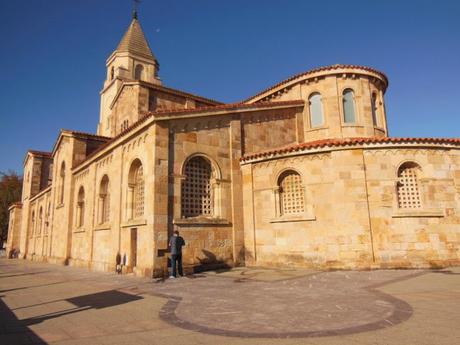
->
[1, 0, 459, 173]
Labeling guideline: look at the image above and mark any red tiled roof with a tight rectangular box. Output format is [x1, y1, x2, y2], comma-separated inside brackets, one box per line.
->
[241, 137, 460, 162]
[9, 202, 22, 209]
[72, 114, 153, 169]
[62, 130, 112, 141]
[28, 150, 52, 157]
[244, 64, 389, 103]
[143, 82, 223, 106]
[73, 100, 304, 171]
[145, 99, 305, 117]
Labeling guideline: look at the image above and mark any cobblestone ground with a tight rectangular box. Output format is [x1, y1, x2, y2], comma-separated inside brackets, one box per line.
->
[1, 259, 459, 345]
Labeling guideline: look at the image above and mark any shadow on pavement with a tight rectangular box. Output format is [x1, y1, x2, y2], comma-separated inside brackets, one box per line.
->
[0, 290, 143, 344]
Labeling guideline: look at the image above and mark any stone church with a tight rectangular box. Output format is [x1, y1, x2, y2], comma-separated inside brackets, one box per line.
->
[7, 13, 460, 277]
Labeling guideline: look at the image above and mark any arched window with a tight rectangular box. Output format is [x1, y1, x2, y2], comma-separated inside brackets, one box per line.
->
[76, 186, 85, 228]
[309, 93, 324, 128]
[99, 175, 110, 224]
[120, 119, 129, 132]
[342, 89, 356, 123]
[181, 156, 213, 218]
[110, 66, 115, 80]
[278, 171, 305, 215]
[134, 64, 144, 80]
[397, 162, 422, 209]
[371, 93, 378, 126]
[59, 162, 65, 204]
[30, 211, 35, 238]
[45, 203, 51, 233]
[128, 160, 144, 219]
[38, 207, 43, 235]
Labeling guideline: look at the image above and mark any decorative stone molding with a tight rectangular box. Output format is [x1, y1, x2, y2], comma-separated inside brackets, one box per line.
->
[120, 219, 147, 228]
[173, 217, 230, 226]
[75, 169, 89, 181]
[392, 209, 444, 218]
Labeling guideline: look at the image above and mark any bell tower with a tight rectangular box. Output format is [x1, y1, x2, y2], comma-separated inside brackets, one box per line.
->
[98, 9, 160, 136]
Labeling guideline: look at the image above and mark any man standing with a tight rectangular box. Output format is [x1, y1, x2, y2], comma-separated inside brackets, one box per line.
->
[169, 230, 185, 278]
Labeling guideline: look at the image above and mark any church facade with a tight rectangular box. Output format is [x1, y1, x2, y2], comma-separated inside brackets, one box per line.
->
[6, 14, 460, 277]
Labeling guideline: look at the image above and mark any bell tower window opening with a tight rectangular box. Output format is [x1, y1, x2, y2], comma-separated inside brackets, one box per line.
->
[134, 64, 144, 80]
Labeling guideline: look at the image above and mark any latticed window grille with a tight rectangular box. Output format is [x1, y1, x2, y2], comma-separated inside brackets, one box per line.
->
[134, 166, 144, 218]
[182, 157, 212, 218]
[397, 163, 422, 209]
[279, 171, 305, 215]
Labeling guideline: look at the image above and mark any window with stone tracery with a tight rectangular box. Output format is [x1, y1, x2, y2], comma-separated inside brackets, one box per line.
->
[278, 171, 305, 215]
[397, 162, 422, 209]
[181, 156, 212, 218]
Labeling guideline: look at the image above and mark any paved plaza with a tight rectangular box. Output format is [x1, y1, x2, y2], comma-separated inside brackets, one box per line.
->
[1, 259, 459, 345]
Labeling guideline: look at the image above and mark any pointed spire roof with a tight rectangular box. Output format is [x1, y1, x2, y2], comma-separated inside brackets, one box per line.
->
[115, 14, 156, 61]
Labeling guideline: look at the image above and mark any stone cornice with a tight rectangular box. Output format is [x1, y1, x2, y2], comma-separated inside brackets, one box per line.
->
[71, 101, 304, 174]
[240, 137, 460, 164]
[29, 185, 52, 203]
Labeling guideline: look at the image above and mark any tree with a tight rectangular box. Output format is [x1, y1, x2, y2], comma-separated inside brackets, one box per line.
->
[0, 171, 23, 248]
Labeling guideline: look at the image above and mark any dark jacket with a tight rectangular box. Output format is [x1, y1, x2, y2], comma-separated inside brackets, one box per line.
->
[169, 235, 185, 255]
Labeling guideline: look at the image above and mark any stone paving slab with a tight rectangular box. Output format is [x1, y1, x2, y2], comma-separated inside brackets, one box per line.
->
[1, 259, 460, 345]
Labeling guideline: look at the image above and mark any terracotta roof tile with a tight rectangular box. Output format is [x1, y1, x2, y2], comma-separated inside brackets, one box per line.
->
[244, 64, 388, 103]
[241, 137, 460, 162]
[73, 100, 304, 170]
[62, 130, 112, 141]
[28, 150, 52, 157]
[142, 82, 223, 105]
[145, 99, 305, 117]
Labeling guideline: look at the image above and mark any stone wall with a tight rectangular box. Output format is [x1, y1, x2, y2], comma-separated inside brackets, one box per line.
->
[6, 205, 22, 257]
[242, 108, 299, 155]
[249, 68, 388, 141]
[242, 146, 460, 269]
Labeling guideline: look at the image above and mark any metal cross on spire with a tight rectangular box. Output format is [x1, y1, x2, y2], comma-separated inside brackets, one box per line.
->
[132, 0, 141, 19]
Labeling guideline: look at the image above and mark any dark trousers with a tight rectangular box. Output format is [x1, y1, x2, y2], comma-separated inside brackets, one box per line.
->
[171, 253, 183, 277]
